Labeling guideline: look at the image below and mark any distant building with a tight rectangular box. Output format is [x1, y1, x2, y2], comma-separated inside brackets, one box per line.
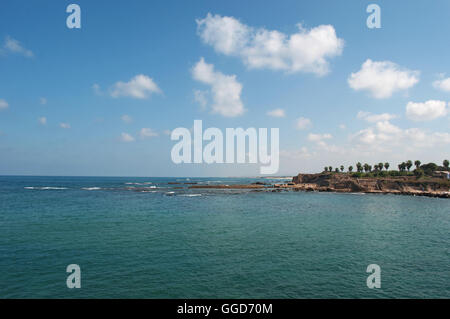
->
[433, 171, 450, 179]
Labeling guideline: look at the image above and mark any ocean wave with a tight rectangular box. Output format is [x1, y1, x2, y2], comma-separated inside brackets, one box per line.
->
[81, 187, 102, 191]
[24, 187, 68, 190]
[179, 194, 202, 197]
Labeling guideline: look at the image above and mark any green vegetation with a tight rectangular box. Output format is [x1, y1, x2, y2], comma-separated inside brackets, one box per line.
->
[324, 159, 450, 179]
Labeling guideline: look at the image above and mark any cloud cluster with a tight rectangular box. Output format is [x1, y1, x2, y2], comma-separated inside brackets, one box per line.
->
[348, 59, 419, 99]
[267, 108, 285, 118]
[192, 58, 245, 117]
[433, 77, 450, 92]
[1, 36, 33, 57]
[194, 90, 208, 110]
[280, 147, 313, 160]
[296, 117, 312, 130]
[120, 132, 135, 142]
[0, 99, 8, 110]
[357, 111, 397, 123]
[307, 133, 341, 153]
[121, 114, 133, 124]
[38, 117, 47, 125]
[352, 120, 450, 152]
[120, 128, 159, 142]
[59, 123, 71, 129]
[308, 133, 332, 142]
[406, 100, 448, 122]
[110, 75, 162, 99]
[140, 128, 158, 139]
[197, 13, 344, 75]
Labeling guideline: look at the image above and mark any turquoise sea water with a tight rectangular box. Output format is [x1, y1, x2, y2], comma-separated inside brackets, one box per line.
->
[0, 176, 449, 298]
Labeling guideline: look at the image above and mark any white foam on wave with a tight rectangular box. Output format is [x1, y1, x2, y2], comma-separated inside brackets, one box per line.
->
[180, 194, 202, 197]
[125, 182, 152, 185]
[82, 187, 102, 191]
[24, 186, 68, 190]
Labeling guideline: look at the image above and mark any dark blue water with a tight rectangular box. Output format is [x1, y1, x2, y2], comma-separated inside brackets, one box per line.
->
[0, 176, 449, 298]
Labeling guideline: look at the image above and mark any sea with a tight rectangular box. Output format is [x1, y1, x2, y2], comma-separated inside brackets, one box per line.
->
[0, 176, 449, 298]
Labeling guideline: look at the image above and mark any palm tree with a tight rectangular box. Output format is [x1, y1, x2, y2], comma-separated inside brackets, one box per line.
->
[363, 163, 370, 173]
[444, 159, 449, 170]
[356, 162, 363, 172]
[324, 167, 328, 172]
[340, 165, 344, 172]
[329, 166, 332, 172]
[348, 166, 353, 172]
[378, 163, 383, 171]
[414, 160, 421, 170]
[406, 160, 413, 172]
[384, 162, 390, 171]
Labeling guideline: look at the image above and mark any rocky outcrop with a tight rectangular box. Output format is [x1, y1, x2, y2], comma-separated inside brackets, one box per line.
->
[292, 173, 449, 198]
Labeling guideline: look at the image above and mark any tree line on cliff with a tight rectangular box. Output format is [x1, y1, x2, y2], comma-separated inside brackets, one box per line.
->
[323, 160, 450, 178]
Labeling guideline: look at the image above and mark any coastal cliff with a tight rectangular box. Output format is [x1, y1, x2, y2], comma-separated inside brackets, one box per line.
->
[291, 173, 450, 198]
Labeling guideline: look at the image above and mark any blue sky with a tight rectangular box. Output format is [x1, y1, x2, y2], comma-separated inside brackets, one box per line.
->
[0, 0, 449, 176]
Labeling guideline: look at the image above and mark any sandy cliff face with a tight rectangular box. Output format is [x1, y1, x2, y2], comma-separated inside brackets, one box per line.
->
[292, 173, 449, 198]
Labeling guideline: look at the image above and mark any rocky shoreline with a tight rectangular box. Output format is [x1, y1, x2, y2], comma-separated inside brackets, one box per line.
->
[188, 173, 450, 198]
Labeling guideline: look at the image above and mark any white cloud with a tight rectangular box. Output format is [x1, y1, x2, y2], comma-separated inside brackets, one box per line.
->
[38, 117, 47, 125]
[59, 123, 71, 129]
[348, 59, 419, 99]
[92, 83, 103, 96]
[357, 111, 397, 123]
[267, 108, 285, 117]
[39, 97, 47, 105]
[375, 121, 402, 134]
[192, 58, 245, 117]
[352, 120, 450, 152]
[121, 114, 133, 124]
[110, 75, 162, 99]
[433, 77, 450, 92]
[308, 133, 332, 142]
[0, 99, 8, 110]
[120, 132, 135, 142]
[140, 128, 158, 139]
[2, 36, 33, 57]
[406, 100, 448, 121]
[296, 117, 312, 130]
[196, 13, 344, 75]
[307, 133, 340, 152]
[280, 147, 313, 160]
[194, 90, 208, 109]
[280, 120, 450, 174]
[339, 124, 346, 130]
[163, 130, 172, 136]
